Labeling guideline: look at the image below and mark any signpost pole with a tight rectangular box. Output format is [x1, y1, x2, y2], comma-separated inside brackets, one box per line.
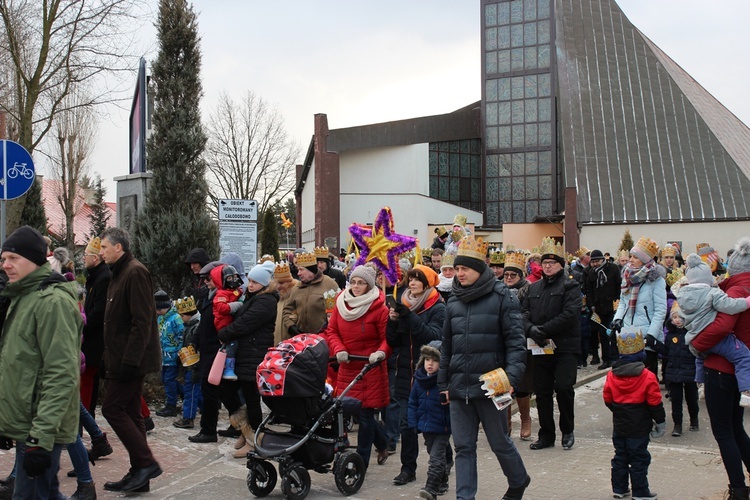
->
[1, 140, 6, 243]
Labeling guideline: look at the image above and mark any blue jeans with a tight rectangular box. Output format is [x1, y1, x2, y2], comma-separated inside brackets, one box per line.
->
[66, 435, 93, 483]
[696, 334, 750, 391]
[79, 401, 103, 440]
[356, 407, 387, 468]
[611, 433, 651, 496]
[450, 397, 528, 500]
[161, 365, 182, 407]
[705, 368, 750, 487]
[182, 368, 203, 419]
[12, 442, 65, 500]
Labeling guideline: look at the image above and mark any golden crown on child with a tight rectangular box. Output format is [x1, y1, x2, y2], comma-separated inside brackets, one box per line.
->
[616, 330, 645, 355]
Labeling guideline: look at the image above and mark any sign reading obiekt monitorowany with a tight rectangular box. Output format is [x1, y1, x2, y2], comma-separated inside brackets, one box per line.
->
[218, 199, 257, 273]
[218, 199, 257, 221]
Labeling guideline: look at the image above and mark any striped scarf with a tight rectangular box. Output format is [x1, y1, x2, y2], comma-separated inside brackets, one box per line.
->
[620, 261, 656, 318]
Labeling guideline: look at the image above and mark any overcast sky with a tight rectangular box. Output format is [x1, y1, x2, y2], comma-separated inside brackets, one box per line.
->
[75, 0, 750, 202]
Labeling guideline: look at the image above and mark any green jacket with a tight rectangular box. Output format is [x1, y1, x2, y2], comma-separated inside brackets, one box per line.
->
[0, 263, 83, 450]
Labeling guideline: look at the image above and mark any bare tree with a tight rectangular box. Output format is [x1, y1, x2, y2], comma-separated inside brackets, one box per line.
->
[45, 89, 96, 250]
[0, 0, 148, 230]
[204, 91, 300, 218]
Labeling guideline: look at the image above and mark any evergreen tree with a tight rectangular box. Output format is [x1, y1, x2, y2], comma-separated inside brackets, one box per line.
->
[619, 228, 634, 253]
[19, 178, 47, 234]
[134, 0, 218, 297]
[260, 209, 280, 260]
[89, 176, 111, 238]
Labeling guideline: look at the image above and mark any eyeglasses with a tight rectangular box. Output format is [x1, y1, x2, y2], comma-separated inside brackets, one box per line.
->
[350, 279, 368, 286]
[541, 260, 559, 266]
[503, 271, 518, 278]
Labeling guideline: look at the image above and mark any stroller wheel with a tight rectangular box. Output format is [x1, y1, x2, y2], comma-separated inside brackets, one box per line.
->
[334, 450, 366, 496]
[246, 460, 277, 497]
[281, 464, 311, 500]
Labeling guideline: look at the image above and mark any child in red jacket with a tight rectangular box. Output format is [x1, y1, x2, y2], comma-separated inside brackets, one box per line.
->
[210, 264, 242, 380]
[603, 329, 666, 500]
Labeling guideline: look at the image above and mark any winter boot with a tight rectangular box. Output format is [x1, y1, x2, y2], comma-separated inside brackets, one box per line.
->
[502, 474, 531, 500]
[222, 357, 238, 381]
[87, 433, 113, 461]
[233, 434, 246, 450]
[71, 481, 97, 500]
[155, 405, 177, 417]
[671, 424, 682, 437]
[418, 475, 441, 500]
[729, 484, 750, 500]
[517, 395, 532, 441]
[234, 425, 255, 459]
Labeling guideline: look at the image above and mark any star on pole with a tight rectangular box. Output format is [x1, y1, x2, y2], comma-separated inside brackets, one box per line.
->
[348, 207, 418, 285]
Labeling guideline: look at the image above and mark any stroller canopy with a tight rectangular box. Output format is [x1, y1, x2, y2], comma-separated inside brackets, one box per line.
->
[257, 333, 329, 397]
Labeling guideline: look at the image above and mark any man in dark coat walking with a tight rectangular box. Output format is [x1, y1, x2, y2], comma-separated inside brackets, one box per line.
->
[100, 227, 162, 493]
[585, 249, 621, 369]
[522, 239, 581, 452]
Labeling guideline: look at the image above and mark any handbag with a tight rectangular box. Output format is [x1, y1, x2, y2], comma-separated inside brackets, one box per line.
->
[207, 347, 227, 385]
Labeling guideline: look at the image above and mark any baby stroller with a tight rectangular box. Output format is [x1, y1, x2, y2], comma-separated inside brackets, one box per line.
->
[248, 333, 375, 499]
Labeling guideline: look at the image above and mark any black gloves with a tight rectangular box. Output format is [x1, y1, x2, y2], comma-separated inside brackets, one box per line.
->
[393, 302, 411, 317]
[288, 325, 302, 336]
[23, 446, 51, 477]
[611, 319, 624, 333]
[529, 326, 547, 347]
[0, 436, 12, 450]
[645, 335, 656, 349]
[119, 364, 139, 382]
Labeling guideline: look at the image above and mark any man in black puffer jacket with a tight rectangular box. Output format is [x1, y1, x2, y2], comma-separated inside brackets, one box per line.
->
[438, 237, 530, 500]
[522, 242, 582, 452]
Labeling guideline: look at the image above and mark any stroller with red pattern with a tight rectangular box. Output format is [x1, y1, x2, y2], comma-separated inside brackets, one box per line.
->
[248, 333, 377, 499]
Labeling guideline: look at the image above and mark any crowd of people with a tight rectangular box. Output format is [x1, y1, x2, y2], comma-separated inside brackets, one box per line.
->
[0, 220, 748, 500]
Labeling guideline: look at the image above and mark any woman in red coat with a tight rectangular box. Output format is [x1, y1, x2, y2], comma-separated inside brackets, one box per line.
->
[326, 265, 391, 468]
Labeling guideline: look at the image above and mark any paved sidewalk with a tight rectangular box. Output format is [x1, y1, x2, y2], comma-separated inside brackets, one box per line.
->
[0, 368, 735, 499]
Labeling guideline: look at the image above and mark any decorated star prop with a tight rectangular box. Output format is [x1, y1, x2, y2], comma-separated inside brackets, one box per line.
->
[349, 207, 417, 285]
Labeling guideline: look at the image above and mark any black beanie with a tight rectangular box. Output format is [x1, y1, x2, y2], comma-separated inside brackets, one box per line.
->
[1, 226, 48, 266]
[454, 255, 487, 274]
[154, 290, 171, 310]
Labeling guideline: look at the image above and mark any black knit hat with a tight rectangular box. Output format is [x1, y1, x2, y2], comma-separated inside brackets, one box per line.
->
[154, 289, 171, 310]
[454, 255, 487, 274]
[590, 249, 605, 261]
[1, 226, 48, 266]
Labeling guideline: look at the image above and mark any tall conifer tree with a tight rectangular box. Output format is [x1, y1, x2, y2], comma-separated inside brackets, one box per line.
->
[89, 176, 111, 238]
[134, 0, 217, 297]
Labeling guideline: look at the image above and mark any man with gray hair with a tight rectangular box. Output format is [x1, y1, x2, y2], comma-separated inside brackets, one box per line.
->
[99, 227, 162, 493]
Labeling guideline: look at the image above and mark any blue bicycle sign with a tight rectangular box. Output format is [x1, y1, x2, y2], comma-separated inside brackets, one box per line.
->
[0, 140, 35, 200]
[7, 162, 34, 180]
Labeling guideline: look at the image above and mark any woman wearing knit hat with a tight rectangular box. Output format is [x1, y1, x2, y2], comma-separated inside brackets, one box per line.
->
[216, 260, 279, 455]
[325, 265, 391, 469]
[612, 236, 668, 376]
[386, 264, 447, 487]
[692, 237, 750, 498]
[272, 261, 299, 345]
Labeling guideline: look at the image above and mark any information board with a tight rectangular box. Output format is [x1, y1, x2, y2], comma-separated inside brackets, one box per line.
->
[219, 221, 257, 273]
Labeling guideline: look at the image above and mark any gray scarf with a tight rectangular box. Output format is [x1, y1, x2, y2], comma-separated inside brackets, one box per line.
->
[451, 267, 497, 303]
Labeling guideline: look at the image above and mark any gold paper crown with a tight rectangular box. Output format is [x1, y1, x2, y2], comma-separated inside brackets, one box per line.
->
[323, 289, 337, 312]
[175, 296, 197, 315]
[452, 214, 467, 227]
[314, 246, 329, 259]
[661, 244, 677, 258]
[259, 254, 275, 264]
[441, 252, 455, 268]
[489, 248, 505, 265]
[616, 329, 645, 355]
[504, 251, 526, 273]
[539, 237, 564, 259]
[85, 237, 101, 255]
[421, 247, 433, 259]
[635, 236, 659, 260]
[457, 236, 489, 261]
[295, 252, 317, 268]
[178, 345, 200, 366]
[274, 261, 292, 282]
[575, 247, 590, 258]
[665, 268, 684, 288]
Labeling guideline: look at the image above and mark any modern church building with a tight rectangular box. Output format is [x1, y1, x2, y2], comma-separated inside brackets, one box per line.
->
[295, 0, 750, 256]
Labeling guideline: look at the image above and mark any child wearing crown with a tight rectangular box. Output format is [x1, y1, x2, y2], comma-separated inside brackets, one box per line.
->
[173, 296, 203, 429]
[603, 329, 665, 500]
